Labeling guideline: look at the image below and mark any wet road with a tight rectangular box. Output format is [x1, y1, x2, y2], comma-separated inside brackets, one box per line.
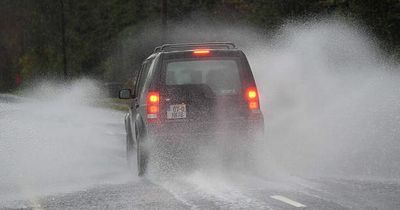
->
[3, 174, 400, 210]
[1, 95, 399, 210]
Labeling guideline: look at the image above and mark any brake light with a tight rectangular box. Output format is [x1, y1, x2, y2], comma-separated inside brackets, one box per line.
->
[148, 94, 159, 103]
[245, 87, 259, 110]
[147, 92, 160, 119]
[247, 89, 257, 100]
[193, 49, 210, 55]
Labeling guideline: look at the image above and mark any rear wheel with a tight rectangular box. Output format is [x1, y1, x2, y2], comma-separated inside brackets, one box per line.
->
[126, 126, 135, 170]
[136, 126, 148, 176]
[241, 141, 257, 170]
[221, 133, 259, 172]
[137, 140, 148, 176]
[241, 130, 264, 172]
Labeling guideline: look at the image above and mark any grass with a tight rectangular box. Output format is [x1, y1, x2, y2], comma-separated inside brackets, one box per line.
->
[102, 97, 129, 111]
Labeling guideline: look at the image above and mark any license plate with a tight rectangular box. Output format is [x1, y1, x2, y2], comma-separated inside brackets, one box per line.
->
[167, 104, 186, 119]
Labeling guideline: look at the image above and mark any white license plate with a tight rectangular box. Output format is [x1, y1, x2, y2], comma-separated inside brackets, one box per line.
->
[167, 104, 186, 119]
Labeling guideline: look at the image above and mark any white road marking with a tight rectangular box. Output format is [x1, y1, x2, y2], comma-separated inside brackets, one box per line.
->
[270, 195, 306, 208]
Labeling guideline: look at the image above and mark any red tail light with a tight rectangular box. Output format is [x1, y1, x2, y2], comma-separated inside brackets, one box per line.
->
[248, 101, 259, 110]
[245, 87, 259, 110]
[148, 105, 159, 114]
[247, 89, 257, 100]
[147, 92, 159, 119]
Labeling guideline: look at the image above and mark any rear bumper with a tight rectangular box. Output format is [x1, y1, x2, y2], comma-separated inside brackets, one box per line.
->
[147, 117, 264, 141]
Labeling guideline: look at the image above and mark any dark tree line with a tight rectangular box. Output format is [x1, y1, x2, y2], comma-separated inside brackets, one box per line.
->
[0, 0, 399, 91]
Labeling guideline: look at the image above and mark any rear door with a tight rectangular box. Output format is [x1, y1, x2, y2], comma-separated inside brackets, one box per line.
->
[160, 55, 246, 123]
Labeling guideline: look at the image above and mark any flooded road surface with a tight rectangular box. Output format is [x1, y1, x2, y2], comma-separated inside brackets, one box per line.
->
[1, 91, 399, 210]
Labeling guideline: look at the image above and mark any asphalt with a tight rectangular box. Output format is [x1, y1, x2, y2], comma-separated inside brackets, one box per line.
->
[1, 95, 399, 210]
[2, 174, 400, 210]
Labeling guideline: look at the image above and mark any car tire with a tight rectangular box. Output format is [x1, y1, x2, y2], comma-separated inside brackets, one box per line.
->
[137, 140, 148, 176]
[136, 126, 148, 176]
[242, 131, 264, 172]
[126, 125, 135, 170]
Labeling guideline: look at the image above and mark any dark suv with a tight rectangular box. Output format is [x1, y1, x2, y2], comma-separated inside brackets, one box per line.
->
[119, 42, 264, 176]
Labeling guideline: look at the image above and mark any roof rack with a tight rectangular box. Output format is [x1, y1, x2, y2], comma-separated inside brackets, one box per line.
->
[153, 42, 236, 53]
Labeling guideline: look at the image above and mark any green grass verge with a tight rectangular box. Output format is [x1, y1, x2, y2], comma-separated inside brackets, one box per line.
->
[99, 98, 129, 111]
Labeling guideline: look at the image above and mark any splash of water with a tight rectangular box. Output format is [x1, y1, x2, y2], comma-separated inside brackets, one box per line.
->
[0, 79, 132, 202]
[250, 20, 400, 180]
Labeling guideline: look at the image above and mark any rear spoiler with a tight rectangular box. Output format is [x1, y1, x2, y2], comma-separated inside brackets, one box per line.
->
[154, 42, 236, 53]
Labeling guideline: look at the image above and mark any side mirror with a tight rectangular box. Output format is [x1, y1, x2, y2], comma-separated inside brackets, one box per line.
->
[119, 89, 133, 99]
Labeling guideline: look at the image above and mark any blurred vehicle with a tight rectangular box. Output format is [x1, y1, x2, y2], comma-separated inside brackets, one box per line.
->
[119, 42, 264, 176]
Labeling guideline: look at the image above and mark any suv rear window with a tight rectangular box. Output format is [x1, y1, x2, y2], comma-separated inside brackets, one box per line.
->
[165, 59, 241, 96]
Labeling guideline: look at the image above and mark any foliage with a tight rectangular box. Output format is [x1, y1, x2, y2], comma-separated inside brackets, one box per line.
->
[0, 0, 399, 91]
